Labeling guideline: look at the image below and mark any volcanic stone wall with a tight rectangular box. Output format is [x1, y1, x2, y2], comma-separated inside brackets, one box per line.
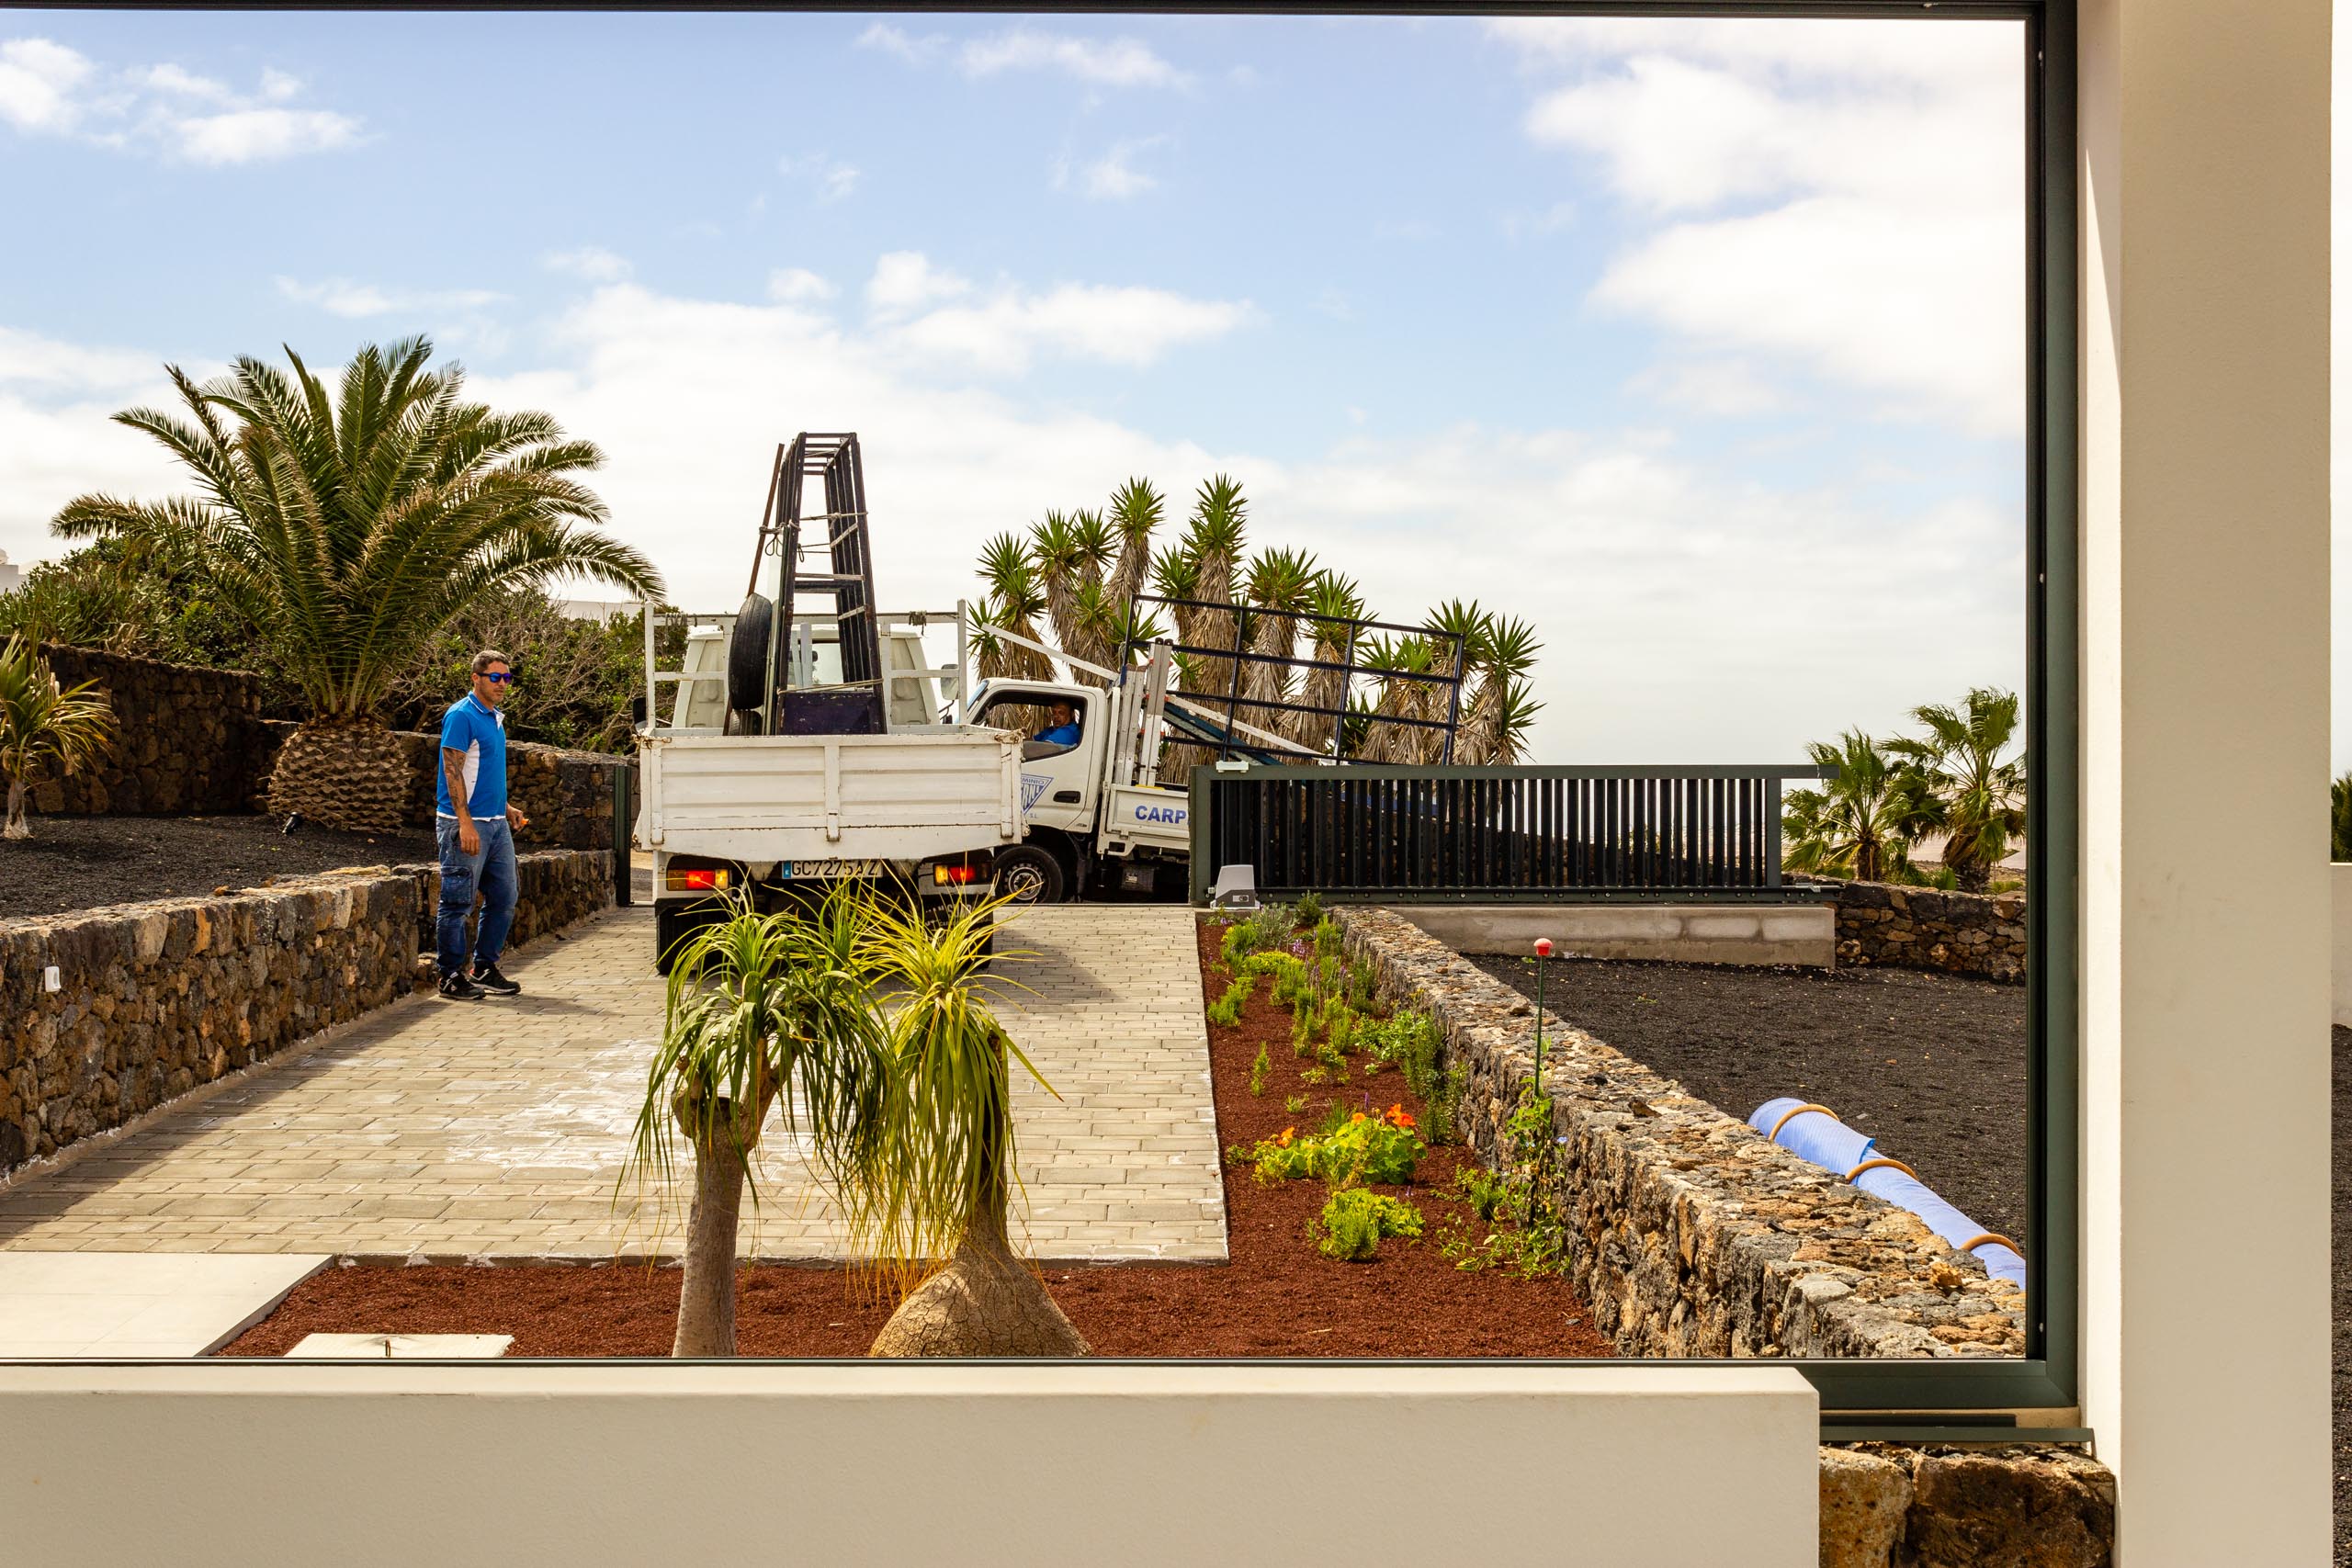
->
[21, 644, 271, 815]
[1826, 881, 2028, 985]
[1334, 905, 2027, 1360]
[253, 723, 629, 852]
[0, 850, 611, 1177]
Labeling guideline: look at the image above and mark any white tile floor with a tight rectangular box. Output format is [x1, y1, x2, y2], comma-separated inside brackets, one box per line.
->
[0, 1252, 329, 1357]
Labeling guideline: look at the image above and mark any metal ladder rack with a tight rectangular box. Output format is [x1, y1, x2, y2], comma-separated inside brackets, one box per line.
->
[752, 432, 887, 734]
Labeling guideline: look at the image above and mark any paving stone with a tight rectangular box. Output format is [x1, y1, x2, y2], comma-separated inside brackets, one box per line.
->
[0, 904, 1225, 1264]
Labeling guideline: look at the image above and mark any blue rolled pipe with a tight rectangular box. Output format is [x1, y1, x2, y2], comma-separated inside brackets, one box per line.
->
[1747, 1098, 2027, 1290]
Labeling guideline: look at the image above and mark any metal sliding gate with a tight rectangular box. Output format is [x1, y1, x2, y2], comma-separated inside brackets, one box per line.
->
[1188, 763, 1832, 903]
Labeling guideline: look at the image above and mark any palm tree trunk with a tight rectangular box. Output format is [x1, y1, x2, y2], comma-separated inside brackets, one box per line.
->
[673, 1102, 754, 1358]
[868, 1042, 1090, 1359]
[3, 778, 27, 840]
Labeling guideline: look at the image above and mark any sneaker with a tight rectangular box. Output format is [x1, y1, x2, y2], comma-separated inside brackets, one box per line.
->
[438, 971, 484, 1000]
[470, 963, 520, 998]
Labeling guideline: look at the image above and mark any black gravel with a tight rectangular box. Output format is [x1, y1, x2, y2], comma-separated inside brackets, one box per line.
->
[1473, 953, 2030, 1248]
[0, 813, 436, 919]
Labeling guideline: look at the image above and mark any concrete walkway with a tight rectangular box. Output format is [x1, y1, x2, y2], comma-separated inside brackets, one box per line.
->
[0, 904, 1224, 1263]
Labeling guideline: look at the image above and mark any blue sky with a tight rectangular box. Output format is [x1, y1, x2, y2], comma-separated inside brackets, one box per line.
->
[0, 11, 2035, 763]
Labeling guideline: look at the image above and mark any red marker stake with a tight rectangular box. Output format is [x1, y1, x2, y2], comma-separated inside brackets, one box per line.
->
[1532, 938, 1554, 1087]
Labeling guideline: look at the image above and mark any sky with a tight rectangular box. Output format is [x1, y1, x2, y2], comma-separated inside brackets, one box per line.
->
[0, 11, 2041, 763]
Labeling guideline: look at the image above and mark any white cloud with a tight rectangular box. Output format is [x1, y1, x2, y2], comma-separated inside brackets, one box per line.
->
[766, 268, 835, 304]
[175, 107, 360, 165]
[959, 28, 1187, 88]
[866, 252, 971, 318]
[545, 247, 632, 283]
[1057, 136, 1168, 200]
[277, 276, 505, 319]
[1498, 201, 1577, 240]
[0, 35, 364, 163]
[779, 152, 859, 203]
[1491, 17, 2025, 436]
[854, 23, 944, 67]
[1630, 358, 1791, 419]
[0, 38, 92, 131]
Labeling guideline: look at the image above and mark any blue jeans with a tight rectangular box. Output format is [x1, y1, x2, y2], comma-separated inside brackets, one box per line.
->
[436, 815, 516, 977]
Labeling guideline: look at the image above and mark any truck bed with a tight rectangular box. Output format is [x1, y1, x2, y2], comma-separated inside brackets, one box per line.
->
[640, 728, 1023, 864]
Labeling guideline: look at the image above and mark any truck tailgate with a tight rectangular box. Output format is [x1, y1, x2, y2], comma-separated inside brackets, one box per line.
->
[642, 730, 1023, 863]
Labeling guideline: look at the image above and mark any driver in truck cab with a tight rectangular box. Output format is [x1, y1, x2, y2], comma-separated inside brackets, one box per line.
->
[1032, 702, 1080, 753]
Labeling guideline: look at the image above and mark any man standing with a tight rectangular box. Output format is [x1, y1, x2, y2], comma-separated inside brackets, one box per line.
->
[436, 649, 530, 999]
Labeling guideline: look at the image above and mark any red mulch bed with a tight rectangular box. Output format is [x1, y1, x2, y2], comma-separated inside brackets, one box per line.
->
[221, 915, 1612, 1358]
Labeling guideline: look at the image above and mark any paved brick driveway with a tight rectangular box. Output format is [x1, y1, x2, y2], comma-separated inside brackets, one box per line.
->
[0, 904, 1225, 1263]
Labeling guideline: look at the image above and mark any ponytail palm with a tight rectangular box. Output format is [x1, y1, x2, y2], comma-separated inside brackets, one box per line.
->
[51, 336, 660, 829]
[626, 889, 893, 1357]
[861, 894, 1087, 1357]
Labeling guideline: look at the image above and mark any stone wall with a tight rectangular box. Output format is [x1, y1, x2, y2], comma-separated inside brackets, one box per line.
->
[254, 722, 629, 852]
[1335, 906, 2027, 1359]
[21, 644, 271, 815]
[1820, 1443, 2113, 1567]
[15, 644, 629, 850]
[0, 850, 612, 1177]
[1806, 878, 2028, 984]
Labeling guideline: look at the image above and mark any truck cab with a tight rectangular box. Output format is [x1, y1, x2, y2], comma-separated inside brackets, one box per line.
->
[964, 676, 1191, 904]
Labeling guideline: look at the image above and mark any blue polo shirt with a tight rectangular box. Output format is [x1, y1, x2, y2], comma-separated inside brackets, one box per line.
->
[435, 693, 508, 818]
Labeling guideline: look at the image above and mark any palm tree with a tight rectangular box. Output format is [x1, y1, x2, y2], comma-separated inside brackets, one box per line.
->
[1418, 601, 1488, 763]
[1488, 677, 1544, 764]
[1886, 687, 2027, 892]
[1028, 511, 1086, 656]
[0, 635, 116, 840]
[1457, 614, 1542, 764]
[975, 534, 1054, 682]
[1102, 478, 1164, 616]
[1782, 730, 1937, 883]
[2333, 772, 2352, 862]
[1181, 475, 1249, 707]
[1238, 547, 1317, 733]
[1282, 571, 1365, 750]
[1356, 636, 1435, 763]
[52, 337, 660, 831]
[625, 890, 892, 1357]
[863, 895, 1089, 1356]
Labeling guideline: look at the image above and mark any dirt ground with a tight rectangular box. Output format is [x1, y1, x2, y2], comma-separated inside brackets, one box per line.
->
[1472, 953, 2030, 1249]
[0, 813, 435, 919]
[223, 916, 1616, 1359]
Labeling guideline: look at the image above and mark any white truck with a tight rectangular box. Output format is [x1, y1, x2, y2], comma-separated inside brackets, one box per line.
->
[955, 605, 1464, 906]
[633, 433, 1023, 969]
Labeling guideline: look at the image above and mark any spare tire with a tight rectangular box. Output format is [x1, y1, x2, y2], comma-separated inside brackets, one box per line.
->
[728, 592, 775, 718]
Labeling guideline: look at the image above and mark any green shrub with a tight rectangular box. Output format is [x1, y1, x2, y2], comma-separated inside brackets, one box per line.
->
[1295, 890, 1326, 925]
[1229, 1105, 1424, 1187]
[1205, 976, 1250, 1028]
[1315, 1189, 1423, 1261]
[1248, 1043, 1271, 1097]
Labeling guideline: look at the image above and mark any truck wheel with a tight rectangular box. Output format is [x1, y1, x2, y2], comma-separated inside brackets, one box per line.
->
[726, 592, 775, 720]
[996, 845, 1065, 905]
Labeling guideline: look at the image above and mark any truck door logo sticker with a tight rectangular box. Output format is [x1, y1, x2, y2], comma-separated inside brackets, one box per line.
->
[1021, 773, 1051, 813]
[1136, 805, 1184, 824]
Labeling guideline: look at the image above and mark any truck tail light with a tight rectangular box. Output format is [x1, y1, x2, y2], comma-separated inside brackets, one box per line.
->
[667, 866, 731, 892]
[933, 863, 981, 886]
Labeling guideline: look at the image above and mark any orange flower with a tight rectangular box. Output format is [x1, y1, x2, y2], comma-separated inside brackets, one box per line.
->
[1385, 1103, 1418, 1130]
[1351, 1111, 1367, 1124]
[1275, 1127, 1295, 1146]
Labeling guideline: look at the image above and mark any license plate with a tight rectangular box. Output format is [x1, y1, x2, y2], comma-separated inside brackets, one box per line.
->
[777, 859, 887, 880]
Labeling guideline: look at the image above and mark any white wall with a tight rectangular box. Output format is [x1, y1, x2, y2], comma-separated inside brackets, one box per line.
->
[0, 1363, 1817, 1567]
[2079, 1, 2335, 1562]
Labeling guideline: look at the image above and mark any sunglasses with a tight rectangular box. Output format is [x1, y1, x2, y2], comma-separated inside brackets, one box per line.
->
[482, 671, 514, 683]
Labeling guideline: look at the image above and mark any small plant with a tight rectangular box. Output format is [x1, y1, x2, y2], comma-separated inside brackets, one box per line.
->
[1204, 976, 1251, 1028]
[1295, 889, 1326, 925]
[1230, 1104, 1424, 1187]
[1453, 1165, 1514, 1224]
[1315, 1188, 1423, 1261]
[1248, 1043, 1271, 1096]
[1300, 1065, 1331, 1086]
[1347, 961, 1377, 1010]
[1283, 1093, 1309, 1115]
[0, 635, 116, 840]
[1311, 916, 1342, 962]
